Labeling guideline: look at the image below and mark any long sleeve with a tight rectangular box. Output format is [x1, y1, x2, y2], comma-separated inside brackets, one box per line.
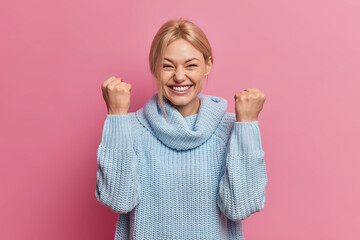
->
[95, 114, 141, 213]
[217, 121, 267, 221]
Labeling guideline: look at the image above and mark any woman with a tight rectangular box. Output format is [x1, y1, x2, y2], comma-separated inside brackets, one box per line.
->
[95, 18, 267, 240]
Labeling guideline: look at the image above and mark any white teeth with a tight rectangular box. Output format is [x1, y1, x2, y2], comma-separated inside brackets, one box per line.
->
[171, 86, 191, 91]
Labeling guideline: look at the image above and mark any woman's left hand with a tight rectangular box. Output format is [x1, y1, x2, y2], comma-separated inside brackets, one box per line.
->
[234, 88, 266, 122]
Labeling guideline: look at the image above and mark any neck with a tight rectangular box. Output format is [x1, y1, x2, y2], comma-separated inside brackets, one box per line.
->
[168, 97, 200, 118]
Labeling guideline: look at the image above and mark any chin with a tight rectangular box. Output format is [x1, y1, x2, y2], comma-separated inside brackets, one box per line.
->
[166, 97, 191, 106]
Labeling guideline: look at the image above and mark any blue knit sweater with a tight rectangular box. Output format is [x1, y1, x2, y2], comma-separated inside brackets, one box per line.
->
[95, 93, 267, 240]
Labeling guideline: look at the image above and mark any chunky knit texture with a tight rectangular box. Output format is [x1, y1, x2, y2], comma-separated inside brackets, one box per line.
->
[95, 93, 268, 240]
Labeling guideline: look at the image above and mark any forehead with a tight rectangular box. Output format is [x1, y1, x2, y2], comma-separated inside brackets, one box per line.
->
[163, 39, 203, 60]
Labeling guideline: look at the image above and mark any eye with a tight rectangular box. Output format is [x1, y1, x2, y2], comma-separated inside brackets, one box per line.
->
[187, 64, 197, 68]
[163, 65, 173, 68]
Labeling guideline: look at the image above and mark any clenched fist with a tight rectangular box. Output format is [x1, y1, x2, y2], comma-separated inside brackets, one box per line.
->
[101, 76, 132, 115]
[234, 88, 266, 122]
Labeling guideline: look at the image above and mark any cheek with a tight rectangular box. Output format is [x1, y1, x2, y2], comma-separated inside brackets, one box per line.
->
[156, 77, 166, 88]
[159, 81, 170, 93]
[160, 71, 173, 80]
[194, 69, 205, 77]
[194, 71, 206, 82]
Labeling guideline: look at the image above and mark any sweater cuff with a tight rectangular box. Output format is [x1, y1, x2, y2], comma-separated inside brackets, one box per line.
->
[230, 121, 263, 156]
[100, 114, 132, 147]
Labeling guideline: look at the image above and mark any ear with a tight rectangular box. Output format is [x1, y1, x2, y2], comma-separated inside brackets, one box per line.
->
[204, 56, 213, 76]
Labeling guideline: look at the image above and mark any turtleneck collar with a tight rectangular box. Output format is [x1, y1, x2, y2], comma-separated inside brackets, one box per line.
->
[135, 93, 228, 150]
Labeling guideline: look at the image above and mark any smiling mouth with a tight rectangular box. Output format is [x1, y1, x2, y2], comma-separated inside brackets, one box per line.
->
[169, 85, 192, 91]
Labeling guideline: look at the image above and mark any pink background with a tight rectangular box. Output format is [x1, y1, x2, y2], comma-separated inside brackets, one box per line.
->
[1, 0, 359, 239]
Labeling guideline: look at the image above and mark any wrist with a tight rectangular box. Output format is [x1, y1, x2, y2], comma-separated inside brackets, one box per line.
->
[108, 109, 128, 115]
[236, 117, 258, 122]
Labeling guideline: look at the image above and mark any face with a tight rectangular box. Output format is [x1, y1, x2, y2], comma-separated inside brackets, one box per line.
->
[159, 38, 212, 116]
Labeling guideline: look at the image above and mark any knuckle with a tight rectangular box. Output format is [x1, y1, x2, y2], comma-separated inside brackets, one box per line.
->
[119, 86, 127, 93]
[107, 85, 114, 91]
[101, 81, 109, 89]
[115, 85, 125, 91]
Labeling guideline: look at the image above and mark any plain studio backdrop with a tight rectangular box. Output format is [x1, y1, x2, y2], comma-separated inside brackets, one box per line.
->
[0, 0, 359, 239]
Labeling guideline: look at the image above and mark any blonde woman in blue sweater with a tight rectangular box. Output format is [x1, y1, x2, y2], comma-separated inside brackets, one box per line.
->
[96, 19, 267, 240]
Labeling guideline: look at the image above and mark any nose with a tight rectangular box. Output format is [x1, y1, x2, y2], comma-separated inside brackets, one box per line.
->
[173, 68, 187, 83]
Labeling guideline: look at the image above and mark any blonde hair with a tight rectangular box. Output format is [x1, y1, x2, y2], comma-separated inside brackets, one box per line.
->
[149, 18, 213, 120]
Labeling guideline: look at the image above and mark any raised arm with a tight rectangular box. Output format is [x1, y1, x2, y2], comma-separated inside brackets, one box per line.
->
[95, 76, 140, 213]
[217, 88, 267, 221]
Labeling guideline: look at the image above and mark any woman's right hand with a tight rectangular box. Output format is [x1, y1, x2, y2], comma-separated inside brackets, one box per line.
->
[101, 76, 132, 115]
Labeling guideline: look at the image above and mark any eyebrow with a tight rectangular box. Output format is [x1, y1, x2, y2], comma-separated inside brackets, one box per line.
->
[164, 57, 199, 63]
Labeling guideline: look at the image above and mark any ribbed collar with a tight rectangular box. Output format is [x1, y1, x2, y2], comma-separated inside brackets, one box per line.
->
[135, 93, 228, 150]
